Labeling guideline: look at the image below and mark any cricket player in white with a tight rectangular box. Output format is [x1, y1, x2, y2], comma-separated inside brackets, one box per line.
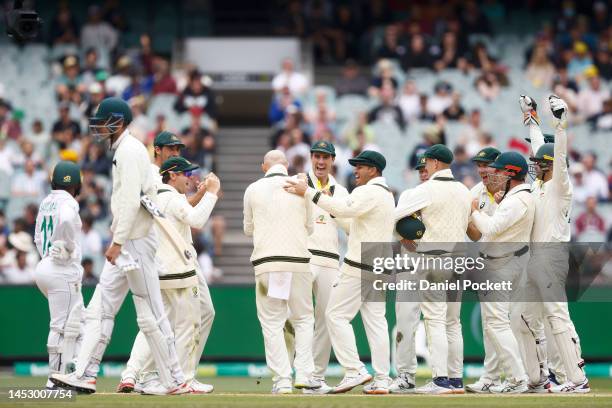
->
[519, 94, 590, 393]
[34, 161, 84, 390]
[390, 155, 428, 394]
[119, 157, 219, 394]
[51, 98, 188, 395]
[118, 132, 215, 394]
[471, 151, 534, 393]
[394, 144, 472, 394]
[286, 150, 396, 395]
[244, 150, 317, 394]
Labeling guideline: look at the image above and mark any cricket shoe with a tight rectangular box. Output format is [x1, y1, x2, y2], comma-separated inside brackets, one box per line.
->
[302, 379, 333, 394]
[465, 379, 500, 393]
[294, 376, 321, 390]
[489, 379, 529, 394]
[141, 379, 190, 395]
[548, 372, 561, 386]
[50, 372, 96, 394]
[116, 376, 135, 393]
[550, 379, 590, 394]
[449, 378, 465, 394]
[527, 379, 551, 393]
[331, 368, 373, 394]
[271, 378, 293, 394]
[363, 378, 391, 395]
[415, 377, 454, 395]
[389, 372, 416, 394]
[188, 380, 214, 394]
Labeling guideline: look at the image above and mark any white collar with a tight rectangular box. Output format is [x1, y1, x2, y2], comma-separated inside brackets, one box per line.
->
[111, 128, 131, 151]
[367, 176, 388, 187]
[506, 183, 532, 196]
[265, 164, 288, 176]
[430, 168, 454, 179]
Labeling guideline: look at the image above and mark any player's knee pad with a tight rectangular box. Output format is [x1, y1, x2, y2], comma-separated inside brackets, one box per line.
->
[133, 295, 161, 336]
[64, 301, 83, 340]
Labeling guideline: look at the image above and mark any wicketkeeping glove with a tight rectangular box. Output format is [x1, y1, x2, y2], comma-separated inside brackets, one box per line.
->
[519, 95, 540, 126]
[549, 94, 568, 128]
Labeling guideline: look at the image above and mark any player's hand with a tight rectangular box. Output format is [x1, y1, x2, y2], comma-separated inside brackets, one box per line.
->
[549, 94, 568, 128]
[204, 172, 221, 195]
[49, 240, 70, 261]
[284, 178, 308, 196]
[471, 198, 480, 213]
[105, 242, 122, 265]
[519, 95, 540, 126]
[494, 191, 505, 204]
[400, 239, 417, 252]
[196, 181, 207, 193]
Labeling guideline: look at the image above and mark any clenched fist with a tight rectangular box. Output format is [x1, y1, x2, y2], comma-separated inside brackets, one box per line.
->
[204, 172, 221, 195]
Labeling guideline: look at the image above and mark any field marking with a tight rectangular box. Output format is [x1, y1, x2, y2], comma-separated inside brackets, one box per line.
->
[90, 392, 612, 397]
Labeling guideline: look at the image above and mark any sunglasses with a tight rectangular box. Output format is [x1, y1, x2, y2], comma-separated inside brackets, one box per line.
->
[182, 170, 195, 177]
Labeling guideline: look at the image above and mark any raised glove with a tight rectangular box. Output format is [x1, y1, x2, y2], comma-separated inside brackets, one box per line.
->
[49, 240, 71, 262]
[549, 94, 568, 128]
[519, 95, 540, 126]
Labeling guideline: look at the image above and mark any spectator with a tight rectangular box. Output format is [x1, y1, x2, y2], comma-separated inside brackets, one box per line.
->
[52, 103, 81, 149]
[460, 109, 486, 155]
[105, 56, 132, 97]
[0, 100, 21, 140]
[273, 0, 306, 37]
[84, 82, 106, 118]
[418, 94, 436, 122]
[334, 59, 369, 97]
[181, 114, 216, 173]
[401, 34, 434, 71]
[332, 4, 360, 60]
[12, 140, 42, 170]
[285, 128, 310, 171]
[367, 85, 407, 131]
[195, 241, 223, 284]
[24, 120, 52, 160]
[81, 5, 119, 51]
[571, 163, 590, 205]
[567, 42, 594, 80]
[305, 89, 336, 139]
[595, 48, 612, 81]
[376, 25, 406, 61]
[0, 138, 15, 180]
[81, 48, 104, 87]
[577, 73, 610, 121]
[398, 80, 421, 122]
[271, 58, 309, 97]
[11, 160, 47, 202]
[81, 216, 103, 258]
[475, 70, 501, 101]
[269, 87, 302, 126]
[460, 0, 491, 36]
[48, 5, 79, 45]
[82, 140, 112, 176]
[174, 71, 217, 121]
[342, 112, 376, 151]
[575, 196, 606, 241]
[433, 31, 467, 71]
[137, 34, 156, 76]
[121, 70, 154, 101]
[152, 58, 177, 95]
[427, 81, 453, 115]
[81, 258, 99, 286]
[56, 56, 83, 93]
[451, 146, 478, 186]
[408, 124, 445, 169]
[582, 152, 609, 201]
[368, 59, 399, 98]
[3, 249, 34, 284]
[592, 98, 612, 131]
[442, 92, 466, 121]
[525, 43, 556, 89]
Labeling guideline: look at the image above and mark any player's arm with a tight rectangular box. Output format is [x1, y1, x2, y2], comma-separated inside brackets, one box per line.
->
[466, 222, 482, 241]
[304, 196, 314, 236]
[49, 203, 81, 263]
[111, 150, 146, 245]
[171, 174, 220, 228]
[305, 185, 377, 219]
[243, 185, 254, 236]
[549, 95, 572, 196]
[519, 95, 545, 155]
[330, 186, 351, 233]
[394, 184, 431, 221]
[471, 197, 527, 237]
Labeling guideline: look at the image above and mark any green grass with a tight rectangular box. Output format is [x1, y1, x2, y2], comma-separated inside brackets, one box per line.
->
[1, 376, 612, 407]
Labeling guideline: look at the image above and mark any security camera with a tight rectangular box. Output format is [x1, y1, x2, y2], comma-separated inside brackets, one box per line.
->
[5, 1, 42, 42]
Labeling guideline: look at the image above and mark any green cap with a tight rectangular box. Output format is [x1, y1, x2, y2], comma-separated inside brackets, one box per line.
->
[524, 133, 554, 144]
[310, 140, 336, 156]
[160, 156, 199, 175]
[471, 147, 501, 163]
[154, 131, 184, 147]
[396, 214, 426, 240]
[52, 161, 81, 187]
[530, 143, 555, 162]
[423, 144, 453, 164]
[489, 151, 528, 177]
[348, 150, 386, 172]
[415, 155, 426, 170]
[90, 97, 133, 126]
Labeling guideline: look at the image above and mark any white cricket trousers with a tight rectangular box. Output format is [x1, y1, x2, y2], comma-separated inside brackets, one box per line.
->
[255, 271, 315, 383]
[311, 263, 340, 380]
[34, 258, 83, 381]
[326, 273, 390, 380]
[74, 231, 185, 388]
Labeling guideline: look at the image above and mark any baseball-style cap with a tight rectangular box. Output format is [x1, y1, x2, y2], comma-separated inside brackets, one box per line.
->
[415, 155, 426, 170]
[423, 144, 453, 164]
[348, 150, 386, 172]
[396, 214, 426, 240]
[310, 140, 336, 156]
[530, 143, 555, 162]
[160, 156, 199, 175]
[489, 151, 528, 177]
[471, 147, 501, 163]
[154, 131, 185, 147]
[52, 160, 82, 187]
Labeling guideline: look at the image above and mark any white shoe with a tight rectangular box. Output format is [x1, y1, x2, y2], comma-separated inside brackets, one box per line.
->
[363, 378, 391, 395]
[465, 379, 499, 393]
[117, 377, 135, 393]
[527, 379, 551, 393]
[332, 368, 373, 394]
[302, 379, 333, 394]
[389, 373, 416, 394]
[489, 379, 529, 394]
[294, 376, 321, 390]
[141, 379, 190, 395]
[272, 378, 292, 394]
[50, 372, 96, 394]
[188, 379, 213, 394]
[550, 379, 590, 394]
[415, 380, 454, 395]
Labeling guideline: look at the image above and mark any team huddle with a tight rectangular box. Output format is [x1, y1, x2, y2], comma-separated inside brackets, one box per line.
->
[32, 93, 589, 396]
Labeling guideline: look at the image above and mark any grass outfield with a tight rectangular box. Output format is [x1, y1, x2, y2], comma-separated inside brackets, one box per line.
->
[1, 376, 612, 407]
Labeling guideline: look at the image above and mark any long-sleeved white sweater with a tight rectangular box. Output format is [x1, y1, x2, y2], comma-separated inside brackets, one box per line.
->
[243, 164, 313, 275]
